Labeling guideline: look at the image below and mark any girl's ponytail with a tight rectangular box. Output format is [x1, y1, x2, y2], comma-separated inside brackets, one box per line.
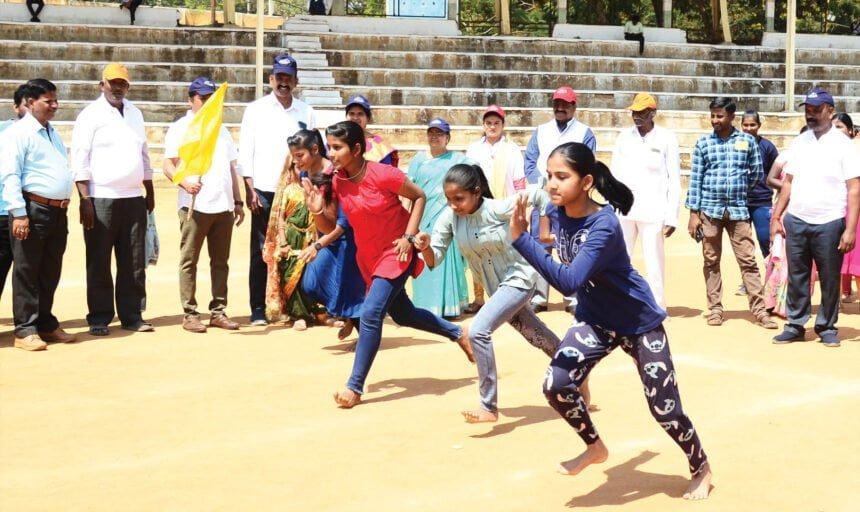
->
[548, 142, 634, 215]
[444, 163, 494, 199]
[591, 161, 634, 215]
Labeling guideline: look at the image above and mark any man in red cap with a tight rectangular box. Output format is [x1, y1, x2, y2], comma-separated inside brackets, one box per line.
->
[523, 86, 596, 313]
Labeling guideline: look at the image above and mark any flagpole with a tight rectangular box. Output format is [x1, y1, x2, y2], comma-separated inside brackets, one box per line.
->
[187, 176, 202, 220]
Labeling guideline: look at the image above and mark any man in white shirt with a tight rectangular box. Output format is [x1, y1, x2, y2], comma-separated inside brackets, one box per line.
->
[163, 77, 246, 333]
[239, 54, 316, 325]
[611, 93, 681, 309]
[523, 86, 596, 313]
[771, 88, 860, 347]
[71, 63, 155, 336]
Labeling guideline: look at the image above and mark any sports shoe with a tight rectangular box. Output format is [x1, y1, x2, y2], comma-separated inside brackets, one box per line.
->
[735, 284, 747, 296]
[250, 310, 268, 326]
[819, 332, 841, 347]
[14, 334, 47, 351]
[772, 327, 805, 344]
[122, 320, 154, 332]
[183, 315, 207, 333]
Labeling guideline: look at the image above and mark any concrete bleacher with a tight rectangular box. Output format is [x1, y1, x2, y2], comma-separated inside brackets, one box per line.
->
[0, 20, 858, 177]
[552, 23, 687, 44]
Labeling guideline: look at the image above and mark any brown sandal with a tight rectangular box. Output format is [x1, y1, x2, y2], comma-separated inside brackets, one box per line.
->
[706, 310, 723, 326]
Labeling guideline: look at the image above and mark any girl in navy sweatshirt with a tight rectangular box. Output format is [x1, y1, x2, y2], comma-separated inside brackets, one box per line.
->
[510, 142, 713, 501]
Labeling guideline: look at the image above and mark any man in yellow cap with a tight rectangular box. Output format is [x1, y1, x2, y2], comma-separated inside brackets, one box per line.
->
[610, 93, 680, 310]
[71, 63, 155, 336]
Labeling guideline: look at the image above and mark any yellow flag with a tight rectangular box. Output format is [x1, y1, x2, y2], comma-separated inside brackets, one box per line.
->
[171, 82, 227, 184]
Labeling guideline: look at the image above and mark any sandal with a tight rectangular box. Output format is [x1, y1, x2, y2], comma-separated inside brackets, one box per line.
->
[462, 301, 484, 315]
[706, 310, 723, 326]
[89, 325, 110, 336]
[757, 315, 778, 329]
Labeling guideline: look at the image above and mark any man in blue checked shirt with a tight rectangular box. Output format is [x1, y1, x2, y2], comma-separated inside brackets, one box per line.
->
[685, 97, 777, 330]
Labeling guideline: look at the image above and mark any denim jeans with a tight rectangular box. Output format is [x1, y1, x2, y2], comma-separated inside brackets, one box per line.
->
[469, 284, 560, 413]
[748, 205, 773, 258]
[347, 258, 462, 394]
[248, 189, 274, 318]
[783, 213, 844, 336]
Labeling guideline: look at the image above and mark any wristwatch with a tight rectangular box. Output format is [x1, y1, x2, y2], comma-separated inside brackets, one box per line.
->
[313, 242, 323, 251]
[403, 234, 416, 244]
[234, 201, 244, 207]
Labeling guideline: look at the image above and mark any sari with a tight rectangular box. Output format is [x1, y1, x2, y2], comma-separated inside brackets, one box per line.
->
[263, 159, 321, 322]
[407, 151, 470, 317]
[365, 134, 399, 168]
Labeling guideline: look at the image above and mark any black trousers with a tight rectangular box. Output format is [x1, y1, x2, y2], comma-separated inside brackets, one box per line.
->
[0, 215, 13, 301]
[625, 32, 645, 54]
[10, 201, 68, 337]
[248, 189, 274, 317]
[84, 197, 147, 327]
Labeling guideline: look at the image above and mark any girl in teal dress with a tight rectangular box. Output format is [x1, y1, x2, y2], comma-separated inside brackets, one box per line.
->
[407, 117, 470, 318]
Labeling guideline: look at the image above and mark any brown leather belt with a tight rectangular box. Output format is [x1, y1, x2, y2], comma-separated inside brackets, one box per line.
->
[25, 192, 70, 209]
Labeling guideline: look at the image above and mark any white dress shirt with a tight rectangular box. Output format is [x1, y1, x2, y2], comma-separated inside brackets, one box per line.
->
[238, 93, 316, 193]
[164, 111, 238, 214]
[611, 124, 682, 226]
[465, 135, 526, 197]
[70, 94, 152, 198]
[786, 128, 860, 225]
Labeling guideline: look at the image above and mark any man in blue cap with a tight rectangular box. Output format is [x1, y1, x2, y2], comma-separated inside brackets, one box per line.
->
[239, 53, 317, 325]
[771, 88, 860, 347]
[163, 77, 245, 333]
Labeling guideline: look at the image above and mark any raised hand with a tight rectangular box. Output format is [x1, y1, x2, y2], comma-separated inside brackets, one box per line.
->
[509, 193, 529, 241]
[301, 177, 324, 214]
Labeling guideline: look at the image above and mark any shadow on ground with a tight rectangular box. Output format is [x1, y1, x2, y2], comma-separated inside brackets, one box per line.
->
[470, 404, 558, 439]
[565, 451, 694, 508]
[362, 376, 475, 405]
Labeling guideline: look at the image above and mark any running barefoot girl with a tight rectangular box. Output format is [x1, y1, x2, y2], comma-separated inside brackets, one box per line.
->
[302, 121, 474, 409]
[510, 142, 712, 500]
[413, 164, 561, 423]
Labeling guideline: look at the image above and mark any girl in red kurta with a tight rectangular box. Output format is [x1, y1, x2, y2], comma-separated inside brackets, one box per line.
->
[303, 121, 474, 408]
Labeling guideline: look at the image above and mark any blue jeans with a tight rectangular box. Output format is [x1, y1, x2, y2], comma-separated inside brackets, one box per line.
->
[748, 205, 772, 258]
[347, 258, 462, 394]
[469, 285, 560, 413]
[248, 189, 274, 317]
[783, 214, 844, 337]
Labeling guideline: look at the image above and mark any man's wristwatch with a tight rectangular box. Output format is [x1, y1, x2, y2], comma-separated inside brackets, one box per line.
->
[234, 201, 244, 207]
[403, 234, 416, 244]
[313, 242, 323, 251]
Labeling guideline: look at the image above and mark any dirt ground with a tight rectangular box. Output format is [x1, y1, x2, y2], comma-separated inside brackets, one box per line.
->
[0, 186, 858, 512]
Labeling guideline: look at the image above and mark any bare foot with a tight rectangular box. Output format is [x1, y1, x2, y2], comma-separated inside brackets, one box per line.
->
[587, 404, 600, 412]
[333, 389, 361, 408]
[455, 325, 476, 363]
[557, 440, 608, 476]
[683, 463, 713, 500]
[461, 409, 498, 423]
[337, 319, 355, 341]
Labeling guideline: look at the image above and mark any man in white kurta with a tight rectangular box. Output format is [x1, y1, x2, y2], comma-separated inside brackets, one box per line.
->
[611, 93, 681, 309]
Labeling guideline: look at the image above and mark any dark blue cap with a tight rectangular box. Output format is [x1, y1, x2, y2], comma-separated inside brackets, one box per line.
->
[427, 117, 450, 133]
[798, 88, 834, 107]
[188, 77, 217, 96]
[272, 54, 298, 76]
[346, 94, 372, 113]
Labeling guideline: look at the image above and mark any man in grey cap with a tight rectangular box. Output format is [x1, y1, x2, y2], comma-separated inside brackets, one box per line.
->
[771, 88, 860, 347]
[239, 54, 317, 325]
[163, 77, 245, 333]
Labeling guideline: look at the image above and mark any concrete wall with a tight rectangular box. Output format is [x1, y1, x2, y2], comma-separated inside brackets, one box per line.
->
[553, 23, 687, 43]
[323, 15, 460, 36]
[0, 3, 179, 27]
[762, 32, 860, 50]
